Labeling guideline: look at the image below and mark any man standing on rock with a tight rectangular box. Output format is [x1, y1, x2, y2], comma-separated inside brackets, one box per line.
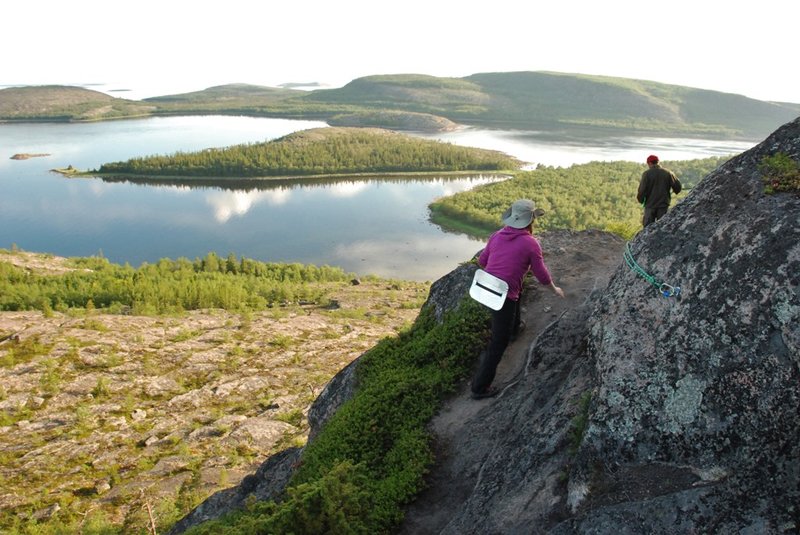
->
[470, 199, 564, 400]
[637, 154, 682, 227]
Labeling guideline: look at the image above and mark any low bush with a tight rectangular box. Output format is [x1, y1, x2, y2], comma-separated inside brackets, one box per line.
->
[760, 152, 800, 194]
[185, 298, 489, 533]
[0, 254, 354, 314]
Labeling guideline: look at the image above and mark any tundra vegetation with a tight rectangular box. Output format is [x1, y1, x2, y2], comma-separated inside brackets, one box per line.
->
[0, 250, 430, 534]
[1, 252, 366, 314]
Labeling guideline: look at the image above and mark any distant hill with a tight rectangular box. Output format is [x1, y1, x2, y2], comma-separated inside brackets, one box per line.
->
[143, 83, 302, 108]
[0, 85, 154, 121]
[307, 72, 800, 139]
[2, 73, 798, 139]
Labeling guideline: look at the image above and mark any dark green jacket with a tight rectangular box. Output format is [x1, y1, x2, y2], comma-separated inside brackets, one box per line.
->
[637, 164, 682, 209]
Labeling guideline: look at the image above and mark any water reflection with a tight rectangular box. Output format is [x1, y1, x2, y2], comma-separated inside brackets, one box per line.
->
[20, 173, 503, 281]
[196, 175, 502, 224]
[333, 233, 484, 281]
[94, 173, 509, 191]
[206, 189, 292, 222]
[0, 115, 759, 281]
[415, 127, 756, 168]
[202, 180, 391, 222]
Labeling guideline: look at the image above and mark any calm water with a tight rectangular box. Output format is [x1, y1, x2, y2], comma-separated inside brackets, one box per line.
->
[414, 127, 755, 168]
[0, 116, 755, 281]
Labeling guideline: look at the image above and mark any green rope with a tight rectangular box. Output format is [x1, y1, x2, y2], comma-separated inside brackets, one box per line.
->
[624, 242, 681, 297]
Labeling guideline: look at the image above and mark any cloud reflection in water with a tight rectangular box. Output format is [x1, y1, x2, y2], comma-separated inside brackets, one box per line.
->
[332, 233, 484, 282]
[206, 188, 292, 223]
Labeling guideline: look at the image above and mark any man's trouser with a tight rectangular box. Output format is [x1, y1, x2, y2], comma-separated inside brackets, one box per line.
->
[643, 206, 668, 227]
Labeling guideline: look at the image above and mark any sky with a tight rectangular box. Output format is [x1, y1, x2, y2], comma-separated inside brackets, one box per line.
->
[4, 0, 799, 103]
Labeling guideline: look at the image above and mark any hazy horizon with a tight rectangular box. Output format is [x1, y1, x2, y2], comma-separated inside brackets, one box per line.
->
[4, 1, 798, 104]
[4, 68, 800, 106]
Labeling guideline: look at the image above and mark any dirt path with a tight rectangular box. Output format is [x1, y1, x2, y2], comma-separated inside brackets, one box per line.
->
[401, 229, 625, 533]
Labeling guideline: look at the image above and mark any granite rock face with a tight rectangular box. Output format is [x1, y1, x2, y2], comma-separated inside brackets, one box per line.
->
[435, 117, 800, 534]
[565, 116, 800, 533]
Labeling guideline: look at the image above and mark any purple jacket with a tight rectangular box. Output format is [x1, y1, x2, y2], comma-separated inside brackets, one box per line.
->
[478, 226, 552, 301]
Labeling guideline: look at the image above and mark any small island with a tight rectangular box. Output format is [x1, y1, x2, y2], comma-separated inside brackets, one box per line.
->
[51, 164, 79, 176]
[58, 127, 523, 182]
[10, 153, 50, 160]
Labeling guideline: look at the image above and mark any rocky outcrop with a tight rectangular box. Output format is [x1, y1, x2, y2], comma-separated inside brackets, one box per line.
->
[419, 117, 800, 533]
[171, 117, 799, 534]
[168, 262, 476, 533]
[167, 447, 301, 534]
[564, 116, 800, 533]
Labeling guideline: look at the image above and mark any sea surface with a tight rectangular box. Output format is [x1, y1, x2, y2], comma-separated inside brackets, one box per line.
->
[0, 115, 755, 281]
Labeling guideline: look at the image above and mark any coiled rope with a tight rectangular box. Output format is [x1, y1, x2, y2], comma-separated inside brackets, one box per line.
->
[623, 242, 681, 297]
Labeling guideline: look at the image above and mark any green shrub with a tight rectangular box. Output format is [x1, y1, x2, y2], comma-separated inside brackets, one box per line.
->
[0, 255, 357, 315]
[603, 220, 639, 241]
[759, 152, 800, 194]
[568, 391, 592, 455]
[92, 376, 112, 398]
[186, 460, 374, 535]
[185, 298, 489, 533]
[0, 336, 53, 368]
[274, 409, 304, 427]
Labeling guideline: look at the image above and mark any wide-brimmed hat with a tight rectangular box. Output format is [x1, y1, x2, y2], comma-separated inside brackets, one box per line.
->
[501, 199, 544, 229]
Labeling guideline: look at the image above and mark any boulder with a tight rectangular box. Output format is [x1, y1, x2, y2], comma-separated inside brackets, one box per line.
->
[564, 116, 800, 533]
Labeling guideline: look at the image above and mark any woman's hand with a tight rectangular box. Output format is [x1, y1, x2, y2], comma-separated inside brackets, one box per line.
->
[551, 283, 565, 298]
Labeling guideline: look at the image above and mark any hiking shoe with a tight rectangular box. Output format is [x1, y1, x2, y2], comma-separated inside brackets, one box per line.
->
[471, 386, 500, 400]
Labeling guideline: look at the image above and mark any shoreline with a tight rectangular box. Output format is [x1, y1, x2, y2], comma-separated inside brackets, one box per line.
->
[51, 168, 516, 184]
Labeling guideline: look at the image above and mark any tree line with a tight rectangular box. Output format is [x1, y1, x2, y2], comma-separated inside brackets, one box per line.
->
[430, 156, 729, 239]
[0, 252, 358, 315]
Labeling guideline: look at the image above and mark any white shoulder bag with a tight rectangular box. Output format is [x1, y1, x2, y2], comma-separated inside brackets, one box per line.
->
[469, 269, 509, 311]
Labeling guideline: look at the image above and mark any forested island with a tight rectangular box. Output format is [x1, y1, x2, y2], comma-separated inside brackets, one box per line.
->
[80, 127, 522, 179]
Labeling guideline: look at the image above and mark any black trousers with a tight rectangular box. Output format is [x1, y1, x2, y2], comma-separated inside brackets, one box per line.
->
[471, 296, 521, 394]
[643, 206, 668, 227]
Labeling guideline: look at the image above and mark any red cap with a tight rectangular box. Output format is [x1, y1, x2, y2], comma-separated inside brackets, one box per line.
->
[647, 155, 659, 164]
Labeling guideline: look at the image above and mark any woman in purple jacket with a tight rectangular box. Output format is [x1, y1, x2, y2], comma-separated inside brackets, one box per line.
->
[471, 199, 564, 399]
